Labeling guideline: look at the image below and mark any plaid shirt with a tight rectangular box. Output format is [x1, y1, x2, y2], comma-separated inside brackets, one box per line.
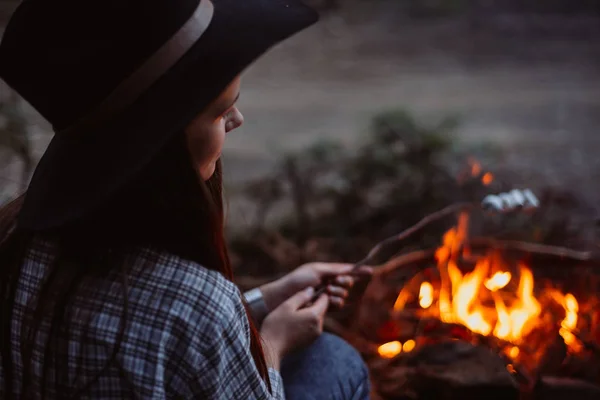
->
[1, 236, 284, 399]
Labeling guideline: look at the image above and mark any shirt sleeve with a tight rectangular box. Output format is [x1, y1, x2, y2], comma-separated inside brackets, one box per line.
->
[186, 311, 286, 399]
[268, 368, 285, 398]
[169, 270, 285, 400]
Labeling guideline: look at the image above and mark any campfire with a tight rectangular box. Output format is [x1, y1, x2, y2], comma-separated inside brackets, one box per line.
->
[379, 209, 581, 359]
[382, 210, 583, 364]
[323, 173, 600, 399]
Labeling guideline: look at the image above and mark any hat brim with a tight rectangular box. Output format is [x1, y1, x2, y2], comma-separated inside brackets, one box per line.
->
[17, 0, 318, 230]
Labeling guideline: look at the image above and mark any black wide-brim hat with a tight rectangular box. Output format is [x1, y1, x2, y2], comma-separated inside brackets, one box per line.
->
[0, 0, 318, 230]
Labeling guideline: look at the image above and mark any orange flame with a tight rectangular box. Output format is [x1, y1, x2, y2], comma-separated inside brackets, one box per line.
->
[403, 340, 416, 353]
[376, 340, 417, 358]
[469, 159, 482, 177]
[550, 291, 582, 352]
[392, 212, 581, 357]
[482, 172, 494, 186]
[419, 282, 434, 309]
[377, 341, 402, 358]
[468, 158, 494, 185]
[485, 271, 511, 291]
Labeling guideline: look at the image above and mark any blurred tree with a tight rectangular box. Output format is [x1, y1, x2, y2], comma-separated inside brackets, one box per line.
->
[229, 109, 478, 275]
[230, 107, 595, 279]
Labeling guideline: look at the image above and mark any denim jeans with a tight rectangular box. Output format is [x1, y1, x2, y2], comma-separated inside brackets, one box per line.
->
[281, 333, 371, 400]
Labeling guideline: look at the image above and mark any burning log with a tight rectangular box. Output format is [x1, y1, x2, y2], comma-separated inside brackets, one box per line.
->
[374, 340, 520, 399]
[367, 342, 600, 400]
[572, 330, 600, 356]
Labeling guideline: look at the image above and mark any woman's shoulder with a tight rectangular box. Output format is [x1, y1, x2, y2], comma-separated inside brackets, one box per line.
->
[24, 236, 244, 332]
[127, 246, 243, 327]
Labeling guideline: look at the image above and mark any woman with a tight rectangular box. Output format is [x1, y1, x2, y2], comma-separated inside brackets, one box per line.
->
[0, 0, 372, 399]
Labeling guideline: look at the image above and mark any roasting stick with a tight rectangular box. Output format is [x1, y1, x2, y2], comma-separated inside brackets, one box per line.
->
[308, 189, 540, 304]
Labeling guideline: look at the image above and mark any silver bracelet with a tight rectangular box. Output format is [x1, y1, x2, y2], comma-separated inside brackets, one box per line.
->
[244, 287, 270, 325]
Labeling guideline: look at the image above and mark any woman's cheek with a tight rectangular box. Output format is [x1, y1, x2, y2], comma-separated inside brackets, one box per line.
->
[189, 136, 210, 162]
[213, 122, 227, 153]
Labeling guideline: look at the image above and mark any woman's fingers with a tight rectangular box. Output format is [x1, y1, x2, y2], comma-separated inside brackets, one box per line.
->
[286, 287, 316, 310]
[333, 275, 354, 288]
[312, 262, 353, 276]
[326, 284, 349, 299]
[305, 294, 329, 320]
[332, 266, 373, 286]
[328, 296, 345, 308]
[351, 265, 374, 276]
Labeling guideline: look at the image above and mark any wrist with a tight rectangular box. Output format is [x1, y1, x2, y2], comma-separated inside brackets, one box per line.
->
[244, 288, 270, 325]
[259, 278, 290, 312]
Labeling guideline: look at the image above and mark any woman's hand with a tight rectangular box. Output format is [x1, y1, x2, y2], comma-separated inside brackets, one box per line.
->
[260, 262, 372, 312]
[260, 287, 329, 369]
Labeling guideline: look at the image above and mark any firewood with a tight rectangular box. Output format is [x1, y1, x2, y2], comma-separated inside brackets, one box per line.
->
[468, 238, 594, 263]
[534, 376, 600, 400]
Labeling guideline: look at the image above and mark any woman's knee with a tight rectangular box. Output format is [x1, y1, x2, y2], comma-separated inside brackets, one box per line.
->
[281, 332, 370, 400]
[316, 333, 370, 398]
[309, 333, 368, 379]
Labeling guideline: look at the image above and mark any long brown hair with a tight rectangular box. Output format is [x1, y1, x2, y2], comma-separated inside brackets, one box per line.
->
[0, 132, 271, 398]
